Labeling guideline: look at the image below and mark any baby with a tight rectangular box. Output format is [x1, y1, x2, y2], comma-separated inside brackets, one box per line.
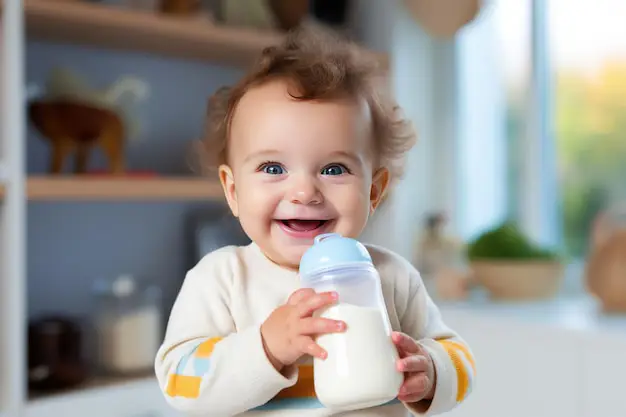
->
[155, 26, 475, 417]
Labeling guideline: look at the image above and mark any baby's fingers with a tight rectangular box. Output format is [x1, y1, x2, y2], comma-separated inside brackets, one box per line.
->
[297, 291, 338, 317]
[397, 355, 429, 373]
[296, 335, 328, 360]
[392, 331, 421, 356]
[287, 288, 316, 306]
[299, 317, 346, 335]
[398, 373, 431, 403]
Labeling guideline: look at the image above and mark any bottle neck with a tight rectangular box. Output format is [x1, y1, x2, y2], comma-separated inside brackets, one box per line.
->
[300, 262, 377, 284]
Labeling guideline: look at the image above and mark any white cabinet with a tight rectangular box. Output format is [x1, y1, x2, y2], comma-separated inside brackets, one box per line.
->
[439, 305, 626, 417]
[581, 335, 626, 417]
[442, 312, 582, 417]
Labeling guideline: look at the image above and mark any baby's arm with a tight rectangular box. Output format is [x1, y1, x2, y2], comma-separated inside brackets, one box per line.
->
[154, 266, 296, 415]
[398, 268, 476, 416]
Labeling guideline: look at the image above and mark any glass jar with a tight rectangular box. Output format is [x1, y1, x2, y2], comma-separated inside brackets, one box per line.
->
[299, 233, 403, 411]
[93, 275, 162, 376]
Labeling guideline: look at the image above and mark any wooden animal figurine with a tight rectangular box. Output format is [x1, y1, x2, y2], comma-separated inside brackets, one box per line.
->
[28, 68, 149, 175]
[160, 0, 200, 15]
[29, 101, 125, 174]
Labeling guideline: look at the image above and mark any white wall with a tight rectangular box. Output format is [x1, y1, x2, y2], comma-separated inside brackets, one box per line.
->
[354, 0, 442, 263]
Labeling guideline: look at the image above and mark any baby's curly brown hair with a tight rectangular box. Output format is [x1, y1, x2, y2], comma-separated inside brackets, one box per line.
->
[200, 23, 416, 182]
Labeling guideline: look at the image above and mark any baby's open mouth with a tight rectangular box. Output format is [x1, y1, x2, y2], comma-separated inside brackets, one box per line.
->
[279, 219, 329, 232]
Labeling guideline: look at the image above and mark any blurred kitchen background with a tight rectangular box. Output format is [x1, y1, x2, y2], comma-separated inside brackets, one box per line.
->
[1, 0, 625, 416]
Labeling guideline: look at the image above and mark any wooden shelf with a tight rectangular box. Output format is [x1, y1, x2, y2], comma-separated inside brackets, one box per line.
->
[24, 176, 223, 201]
[21, 0, 389, 68]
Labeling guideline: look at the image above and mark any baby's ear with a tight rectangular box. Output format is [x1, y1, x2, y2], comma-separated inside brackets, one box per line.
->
[219, 164, 239, 217]
[370, 167, 390, 213]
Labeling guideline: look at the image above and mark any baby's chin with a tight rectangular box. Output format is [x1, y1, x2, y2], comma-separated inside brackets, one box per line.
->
[257, 241, 309, 271]
[276, 247, 309, 271]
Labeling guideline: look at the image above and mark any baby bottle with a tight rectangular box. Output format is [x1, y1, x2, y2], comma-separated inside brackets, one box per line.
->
[299, 233, 403, 411]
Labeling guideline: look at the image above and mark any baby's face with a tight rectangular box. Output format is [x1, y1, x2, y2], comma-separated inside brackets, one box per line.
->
[219, 80, 388, 269]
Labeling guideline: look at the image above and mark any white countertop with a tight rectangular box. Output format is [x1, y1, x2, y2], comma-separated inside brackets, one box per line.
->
[436, 290, 626, 337]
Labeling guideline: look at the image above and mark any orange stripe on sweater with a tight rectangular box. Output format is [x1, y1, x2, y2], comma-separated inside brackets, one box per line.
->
[438, 342, 471, 402]
[275, 365, 316, 399]
[166, 374, 202, 399]
[438, 339, 476, 373]
[195, 337, 223, 358]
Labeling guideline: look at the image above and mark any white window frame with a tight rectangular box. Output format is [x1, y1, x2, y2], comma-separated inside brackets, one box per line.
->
[520, 0, 560, 248]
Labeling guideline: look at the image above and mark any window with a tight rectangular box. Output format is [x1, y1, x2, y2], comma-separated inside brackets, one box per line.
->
[550, 0, 626, 258]
[456, 0, 532, 240]
[455, 0, 626, 266]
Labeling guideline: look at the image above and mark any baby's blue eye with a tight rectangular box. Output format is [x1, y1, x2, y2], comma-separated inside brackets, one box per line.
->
[321, 164, 348, 176]
[262, 164, 284, 175]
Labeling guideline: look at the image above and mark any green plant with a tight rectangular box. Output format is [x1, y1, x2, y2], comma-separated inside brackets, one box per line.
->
[467, 222, 559, 261]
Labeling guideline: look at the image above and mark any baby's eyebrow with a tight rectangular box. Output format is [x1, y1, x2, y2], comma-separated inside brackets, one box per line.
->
[328, 151, 363, 165]
[243, 150, 282, 164]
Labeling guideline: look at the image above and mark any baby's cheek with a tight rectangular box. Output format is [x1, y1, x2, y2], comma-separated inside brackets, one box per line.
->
[332, 182, 368, 202]
[240, 181, 270, 204]
[335, 192, 371, 231]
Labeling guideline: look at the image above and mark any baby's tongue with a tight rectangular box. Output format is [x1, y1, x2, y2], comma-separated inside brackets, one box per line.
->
[284, 220, 322, 231]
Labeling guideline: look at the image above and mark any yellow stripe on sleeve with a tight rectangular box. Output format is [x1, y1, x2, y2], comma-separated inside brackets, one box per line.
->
[165, 337, 222, 399]
[437, 340, 473, 402]
[438, 339, 476, 373]
[195, 337, 223, 358]
[275, 365, 316, 399]
[166, 374, 202, 399]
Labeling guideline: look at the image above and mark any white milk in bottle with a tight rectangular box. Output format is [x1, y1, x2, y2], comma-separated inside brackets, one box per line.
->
[299, 233, 403, 411]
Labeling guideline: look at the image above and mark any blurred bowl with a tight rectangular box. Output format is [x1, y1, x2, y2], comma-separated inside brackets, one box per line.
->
[471, 260, 565, 300]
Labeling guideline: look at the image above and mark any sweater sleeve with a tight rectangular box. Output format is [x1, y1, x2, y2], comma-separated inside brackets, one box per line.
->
[398, 266, 476, 416]
[154, 253, 297, 415]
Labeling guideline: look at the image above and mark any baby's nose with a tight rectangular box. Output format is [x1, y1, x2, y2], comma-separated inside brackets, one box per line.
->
[288, 177, 323, 205]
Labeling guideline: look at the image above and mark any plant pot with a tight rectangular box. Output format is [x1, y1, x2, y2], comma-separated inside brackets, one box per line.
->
[470, 260, 565, 301]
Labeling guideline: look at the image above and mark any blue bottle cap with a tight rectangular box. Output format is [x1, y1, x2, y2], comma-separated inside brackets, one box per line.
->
[299, 233, 373, 279]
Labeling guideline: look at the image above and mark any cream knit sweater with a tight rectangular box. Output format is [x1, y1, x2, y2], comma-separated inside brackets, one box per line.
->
[154, 243, 475, 416]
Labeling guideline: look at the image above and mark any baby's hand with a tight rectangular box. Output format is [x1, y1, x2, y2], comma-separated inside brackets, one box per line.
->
[261, 288, 346, 372]
[392, 331, 436, 403]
